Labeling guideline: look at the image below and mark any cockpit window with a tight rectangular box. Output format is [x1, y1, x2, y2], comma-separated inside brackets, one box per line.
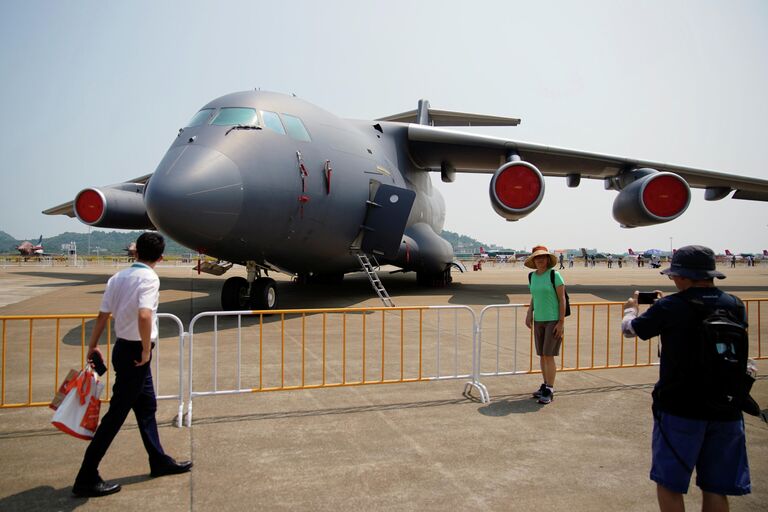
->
[186, 108, 215, 127]
[260, 110, 286, 135]
[211, 107, 259, 126]
[281, 114, 312, 142]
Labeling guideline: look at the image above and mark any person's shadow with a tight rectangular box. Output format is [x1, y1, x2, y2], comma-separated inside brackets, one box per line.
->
[477, 394, 545, 416]
[0, 475, 148, 511]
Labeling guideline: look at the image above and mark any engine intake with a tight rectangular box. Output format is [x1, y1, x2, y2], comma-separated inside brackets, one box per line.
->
[489, 161, 545, 221]
[74, 186, 154, 229]
[612, 171, 690, 227]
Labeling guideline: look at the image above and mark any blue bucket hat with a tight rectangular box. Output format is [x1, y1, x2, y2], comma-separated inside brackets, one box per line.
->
[660, 245, 725, 280]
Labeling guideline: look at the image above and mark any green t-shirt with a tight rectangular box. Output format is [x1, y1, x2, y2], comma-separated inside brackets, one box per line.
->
[529, 268, 565, 322]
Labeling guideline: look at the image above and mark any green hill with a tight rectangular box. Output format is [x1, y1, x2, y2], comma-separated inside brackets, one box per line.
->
[2, 228, 505, 257]
[440, 230, 508, 253]
[0, 230, 20, 252]
[1, 230, 190, 256]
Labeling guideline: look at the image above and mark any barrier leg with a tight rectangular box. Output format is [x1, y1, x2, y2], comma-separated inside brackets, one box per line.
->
[185, 401, 193, 428]
[463, 380, 489, 403]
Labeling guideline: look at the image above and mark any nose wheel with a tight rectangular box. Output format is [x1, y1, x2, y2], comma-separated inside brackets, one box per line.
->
[221, 276, 277, 311]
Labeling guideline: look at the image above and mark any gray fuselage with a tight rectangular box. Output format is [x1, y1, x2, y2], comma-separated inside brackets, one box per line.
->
[143, 91, 452, 276]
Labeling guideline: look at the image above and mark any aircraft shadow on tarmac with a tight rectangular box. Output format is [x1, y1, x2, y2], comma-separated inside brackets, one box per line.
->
[15, 271, 768, 346]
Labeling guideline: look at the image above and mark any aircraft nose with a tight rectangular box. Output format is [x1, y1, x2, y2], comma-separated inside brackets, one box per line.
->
[145, 145, 243, 248]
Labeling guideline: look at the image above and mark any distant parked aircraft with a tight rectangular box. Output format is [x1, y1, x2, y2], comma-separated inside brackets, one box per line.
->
[16, 235, 45, 257]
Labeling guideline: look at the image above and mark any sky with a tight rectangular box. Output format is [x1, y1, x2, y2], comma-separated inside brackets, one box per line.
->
[1, 0, 767, 253]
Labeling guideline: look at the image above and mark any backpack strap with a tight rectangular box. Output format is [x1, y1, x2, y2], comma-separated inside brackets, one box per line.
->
[683, 291, 747, 328]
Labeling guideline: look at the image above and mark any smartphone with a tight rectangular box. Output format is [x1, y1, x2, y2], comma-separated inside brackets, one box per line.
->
[90, 351, 107, 376]
[637, 291, 659, 305]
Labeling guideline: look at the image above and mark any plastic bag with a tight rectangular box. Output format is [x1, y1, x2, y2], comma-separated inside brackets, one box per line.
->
[49, 368, 80, 411]
[51, 368, 105, 440]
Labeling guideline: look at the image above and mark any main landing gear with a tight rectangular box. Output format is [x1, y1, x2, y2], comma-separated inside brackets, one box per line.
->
[416, 267, 453, 287]
[220, 261, 277, 311]
[221, 276, 277, 311]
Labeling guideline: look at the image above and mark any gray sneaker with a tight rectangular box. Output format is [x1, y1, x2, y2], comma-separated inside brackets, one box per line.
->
[532, 384, 547, 398]
[537, 387, 553, 404]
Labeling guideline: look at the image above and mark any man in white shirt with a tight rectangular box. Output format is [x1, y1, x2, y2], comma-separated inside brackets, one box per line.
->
[73, 233, 192, 498]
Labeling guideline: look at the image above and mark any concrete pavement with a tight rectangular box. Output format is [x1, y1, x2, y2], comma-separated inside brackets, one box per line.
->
[0, 263, 766, 511]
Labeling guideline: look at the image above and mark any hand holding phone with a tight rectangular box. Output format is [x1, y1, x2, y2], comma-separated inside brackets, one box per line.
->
[637, 291, 660, 305]
[90, 351, 107, 376]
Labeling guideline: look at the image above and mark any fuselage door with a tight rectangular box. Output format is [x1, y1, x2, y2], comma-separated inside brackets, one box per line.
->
[359, 183, 416, 259]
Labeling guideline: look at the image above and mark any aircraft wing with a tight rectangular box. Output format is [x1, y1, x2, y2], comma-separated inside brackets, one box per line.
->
[405, 124, 768, 200]
[42, 174, 153, 218]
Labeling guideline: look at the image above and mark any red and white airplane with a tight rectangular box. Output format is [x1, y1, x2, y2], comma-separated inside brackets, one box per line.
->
[16, 235, 45, 257]
[723, 249, 767, 261]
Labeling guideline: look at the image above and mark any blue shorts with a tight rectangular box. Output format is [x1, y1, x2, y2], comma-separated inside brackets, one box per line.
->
[651, 411, 751, 495]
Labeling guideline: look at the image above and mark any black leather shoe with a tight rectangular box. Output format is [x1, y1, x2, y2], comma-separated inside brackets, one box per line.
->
[72, 480, 121, 497]
[150, 459, 193, 477]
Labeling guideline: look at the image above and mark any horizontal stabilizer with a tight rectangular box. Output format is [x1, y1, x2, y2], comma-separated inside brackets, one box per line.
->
[376, 99, 520, 127]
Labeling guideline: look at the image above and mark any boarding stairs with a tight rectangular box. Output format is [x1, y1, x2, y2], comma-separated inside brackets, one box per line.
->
[354, 252, 395, 307]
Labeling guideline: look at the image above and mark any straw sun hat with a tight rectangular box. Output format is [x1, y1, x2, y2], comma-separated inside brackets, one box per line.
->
[524, 245, 558, 269]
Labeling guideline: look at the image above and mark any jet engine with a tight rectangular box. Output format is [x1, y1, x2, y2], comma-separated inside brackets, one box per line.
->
[74, 185, 154, 229]
[489, 161, 545, 221]
[612, 170, 690, 227]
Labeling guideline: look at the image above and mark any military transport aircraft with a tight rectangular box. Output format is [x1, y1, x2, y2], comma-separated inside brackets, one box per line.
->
[44, 90, 768, 310]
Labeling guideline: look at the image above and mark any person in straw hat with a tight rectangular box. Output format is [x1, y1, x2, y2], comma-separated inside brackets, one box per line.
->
[524, 245, 567, 404]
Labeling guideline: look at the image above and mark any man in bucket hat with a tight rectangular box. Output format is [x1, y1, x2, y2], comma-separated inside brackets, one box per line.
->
[621, 245, 751, 511]
[524, 245, 567, 405]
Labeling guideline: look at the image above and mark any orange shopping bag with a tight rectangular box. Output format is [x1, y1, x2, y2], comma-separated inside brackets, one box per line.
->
[50, 368, 80, 411]
[51, 368, 105, 440]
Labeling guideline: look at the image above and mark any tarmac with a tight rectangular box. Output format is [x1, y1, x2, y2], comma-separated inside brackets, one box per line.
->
[0, 261, 766, 512]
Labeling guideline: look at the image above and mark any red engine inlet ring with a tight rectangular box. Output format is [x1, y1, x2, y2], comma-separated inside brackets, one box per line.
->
[74, 189, 106, 225]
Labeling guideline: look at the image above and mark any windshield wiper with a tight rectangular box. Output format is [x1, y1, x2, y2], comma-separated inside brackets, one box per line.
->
[225, 124, 262, 136]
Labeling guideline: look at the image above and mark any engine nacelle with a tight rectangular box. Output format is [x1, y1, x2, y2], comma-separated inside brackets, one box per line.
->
[74, 185, 154, 229]
[612, 171, 690, 227]
[489, 161, 545, 221]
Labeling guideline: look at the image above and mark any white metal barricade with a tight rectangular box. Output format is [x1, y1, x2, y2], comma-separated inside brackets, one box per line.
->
[184, 305, 485, 426]
[155, 313, 186, 428]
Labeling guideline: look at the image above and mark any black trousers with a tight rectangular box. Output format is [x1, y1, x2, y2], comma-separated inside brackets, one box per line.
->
[76, 339, 171, 483]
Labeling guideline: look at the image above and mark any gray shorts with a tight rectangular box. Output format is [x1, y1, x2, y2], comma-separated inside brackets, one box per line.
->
[534, 321, 562, 356]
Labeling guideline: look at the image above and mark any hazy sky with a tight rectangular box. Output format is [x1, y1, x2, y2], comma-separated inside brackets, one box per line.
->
[1, 1, 767, 253]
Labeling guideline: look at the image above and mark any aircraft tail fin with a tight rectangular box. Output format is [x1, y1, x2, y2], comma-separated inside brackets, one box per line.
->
[763, 250, 768, 256]
[725, 249, 733, 255]
[628, 248, 636, 255]
[376, 100, 521, 127]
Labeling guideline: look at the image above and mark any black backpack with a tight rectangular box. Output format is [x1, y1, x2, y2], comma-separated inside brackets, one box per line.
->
[528, 270, 571, 317]
[685, 294, 761, 417]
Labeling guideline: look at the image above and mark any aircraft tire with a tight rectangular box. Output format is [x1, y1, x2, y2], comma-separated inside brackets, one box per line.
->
[416, 269, 452, 287]
[221, 276, 250, 311]
[250, 278, 277, 311]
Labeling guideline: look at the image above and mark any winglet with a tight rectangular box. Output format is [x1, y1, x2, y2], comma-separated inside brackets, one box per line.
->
[376, 100, 521, 127]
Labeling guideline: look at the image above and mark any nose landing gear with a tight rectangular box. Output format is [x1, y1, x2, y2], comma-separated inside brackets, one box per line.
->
[220, 261, 277, 311]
